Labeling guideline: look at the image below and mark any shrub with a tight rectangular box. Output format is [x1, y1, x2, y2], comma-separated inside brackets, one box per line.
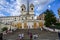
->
[1, 27, 8, 32]
[55, 23, 60, 26]
[46, 25, 60, 29]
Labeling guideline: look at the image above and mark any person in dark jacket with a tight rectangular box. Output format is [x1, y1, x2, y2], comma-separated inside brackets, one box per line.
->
[58, 31, 60, 40]
[0, 33, 3, 40]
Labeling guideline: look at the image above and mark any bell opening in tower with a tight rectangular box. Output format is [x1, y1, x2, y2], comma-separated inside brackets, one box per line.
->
[31, 8, 33, 10]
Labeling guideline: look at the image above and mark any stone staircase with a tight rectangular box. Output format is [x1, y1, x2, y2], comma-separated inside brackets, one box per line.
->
[3, 29, 59, 40]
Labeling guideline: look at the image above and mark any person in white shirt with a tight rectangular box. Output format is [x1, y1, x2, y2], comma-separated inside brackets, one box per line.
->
[18, 34, 22, 39]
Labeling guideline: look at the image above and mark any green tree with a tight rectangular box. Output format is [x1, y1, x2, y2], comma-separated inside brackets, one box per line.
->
[44, 9, 56, 27]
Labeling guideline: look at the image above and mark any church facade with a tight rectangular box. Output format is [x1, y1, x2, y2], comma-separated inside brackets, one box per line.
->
[0, 4, 45, 29]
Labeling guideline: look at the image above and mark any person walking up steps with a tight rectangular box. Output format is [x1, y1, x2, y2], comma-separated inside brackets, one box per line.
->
[29, 33, 33, 40]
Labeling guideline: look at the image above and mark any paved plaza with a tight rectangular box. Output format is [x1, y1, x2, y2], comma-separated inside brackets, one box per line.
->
[3, 29, 59, 40]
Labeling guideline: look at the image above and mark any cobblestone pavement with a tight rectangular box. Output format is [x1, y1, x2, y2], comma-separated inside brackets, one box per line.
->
[3, 29, 59, 40]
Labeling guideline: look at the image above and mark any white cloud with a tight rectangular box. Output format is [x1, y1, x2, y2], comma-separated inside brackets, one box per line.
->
[33, 0, 55, 5]
[0, 13, 5, 17]
[34, 16, 37, 19]
[10, 0, 15, 2]
[48, 5, 51, 8]
[0, 14, 5, 16]
[0, 0, 5, 5]
[0, 0, 21, 16]
[0, 11, 4, 15]
[0, 0, 55, 16]
[10, 0, 21, 16]
[36, 6, 43, 11]
[34, 0, 55, 14]
[34, 0, 39, 4]
[0, 5, 4, 10]
[35, 13, 39, 16]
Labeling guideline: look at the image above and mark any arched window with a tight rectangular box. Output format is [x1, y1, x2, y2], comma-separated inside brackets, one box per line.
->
[15, 18, 16, 21]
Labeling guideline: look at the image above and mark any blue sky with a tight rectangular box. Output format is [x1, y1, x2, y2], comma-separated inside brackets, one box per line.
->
[0, 0, 60, 18]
